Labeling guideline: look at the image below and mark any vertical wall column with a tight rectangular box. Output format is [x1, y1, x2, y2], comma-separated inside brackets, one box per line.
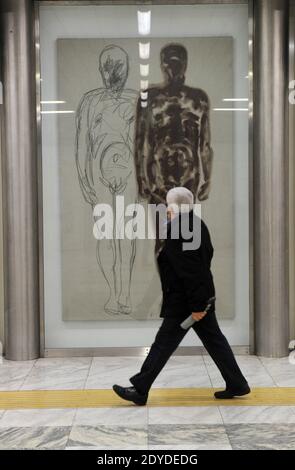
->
[1, 0, 40, 360]
[253, 0, 289, 357]
[289, 2, 295, 345]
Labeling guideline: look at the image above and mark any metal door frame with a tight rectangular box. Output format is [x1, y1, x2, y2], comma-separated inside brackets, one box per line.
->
[34, 0, 254, 358]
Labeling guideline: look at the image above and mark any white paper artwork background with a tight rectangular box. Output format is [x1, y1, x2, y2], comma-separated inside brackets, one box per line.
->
[57, 36, 234, 321]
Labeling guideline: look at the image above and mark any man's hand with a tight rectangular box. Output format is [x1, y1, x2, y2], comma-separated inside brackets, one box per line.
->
[192, 311, 207, 322]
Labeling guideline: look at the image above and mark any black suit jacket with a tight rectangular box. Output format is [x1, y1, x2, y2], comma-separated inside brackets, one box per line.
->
[157, 210, 215, 320]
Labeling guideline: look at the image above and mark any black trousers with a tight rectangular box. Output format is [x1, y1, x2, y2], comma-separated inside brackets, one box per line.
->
[130, 310, 248, 395]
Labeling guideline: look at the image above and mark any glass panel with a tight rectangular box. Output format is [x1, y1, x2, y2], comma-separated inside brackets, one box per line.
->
[289, 0, 295, 341]
[39, 2, 250, 349]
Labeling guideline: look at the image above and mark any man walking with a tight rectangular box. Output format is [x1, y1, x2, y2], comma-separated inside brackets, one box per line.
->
[113, 187, 250, 405]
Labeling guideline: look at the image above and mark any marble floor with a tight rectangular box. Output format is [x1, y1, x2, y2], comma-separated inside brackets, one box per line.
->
[0, 355, 295, 450]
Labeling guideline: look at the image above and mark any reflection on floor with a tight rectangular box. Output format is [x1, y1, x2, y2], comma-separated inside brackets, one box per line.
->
[0, 355, 294, 450]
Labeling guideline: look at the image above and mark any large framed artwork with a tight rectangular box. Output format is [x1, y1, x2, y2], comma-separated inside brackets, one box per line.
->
[57, 36, 234, 321]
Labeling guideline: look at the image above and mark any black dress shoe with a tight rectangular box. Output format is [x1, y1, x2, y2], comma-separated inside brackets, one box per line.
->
[112, 384, 148, 406]
[214, 384, 251, 399]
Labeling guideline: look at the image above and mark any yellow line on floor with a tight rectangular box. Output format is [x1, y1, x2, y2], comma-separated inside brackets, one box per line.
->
[0, 388, 295, 409]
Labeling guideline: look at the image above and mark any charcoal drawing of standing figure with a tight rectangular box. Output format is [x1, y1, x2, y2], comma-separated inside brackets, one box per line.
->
[75, 45, 138, 317]
[135, 43, 214, 208]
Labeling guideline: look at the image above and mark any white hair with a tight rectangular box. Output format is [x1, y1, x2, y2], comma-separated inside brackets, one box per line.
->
[166, 187, 194, 213]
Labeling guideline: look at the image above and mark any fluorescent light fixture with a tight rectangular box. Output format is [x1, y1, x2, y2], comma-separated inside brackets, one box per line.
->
[137, 11, 151, 36]
[223, 98, 249, 102]
[139, 42, 150, 59]
[141, 100, 148, 108]
[41, 110, 75, 114]
[41, 100, 66, 104]
[141, 91, 148, 100]
[213, 108, 249, 112]
[140, 64, 149, 77]
[140, 80, 149, 90]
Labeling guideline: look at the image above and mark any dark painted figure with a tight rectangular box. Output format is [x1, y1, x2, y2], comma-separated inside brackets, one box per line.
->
[134, 43, 214, 205]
